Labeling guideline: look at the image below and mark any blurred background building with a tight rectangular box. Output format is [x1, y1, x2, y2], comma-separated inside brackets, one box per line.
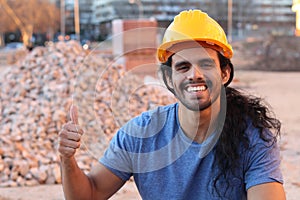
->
[1, 0, 296, 45]
[58, 0, 295, 41]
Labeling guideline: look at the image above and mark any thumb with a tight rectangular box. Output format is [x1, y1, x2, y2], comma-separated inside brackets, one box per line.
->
[70, 104, 79, 124]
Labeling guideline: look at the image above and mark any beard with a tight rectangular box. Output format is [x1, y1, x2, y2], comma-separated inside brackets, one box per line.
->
[174, 79, 221, 112]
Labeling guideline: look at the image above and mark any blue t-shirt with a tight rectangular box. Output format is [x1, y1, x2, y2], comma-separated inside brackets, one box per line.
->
[100, 103, 283, 200]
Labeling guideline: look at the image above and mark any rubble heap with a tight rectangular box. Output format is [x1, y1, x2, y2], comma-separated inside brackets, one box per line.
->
[0, 41, 175, 187]
[233, 35, 300, 71]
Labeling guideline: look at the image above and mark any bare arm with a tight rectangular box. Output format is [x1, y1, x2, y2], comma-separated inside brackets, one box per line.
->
[247, 182, 286, 200]
[58, 105, 125, 200]
[60, 156, 125, 200]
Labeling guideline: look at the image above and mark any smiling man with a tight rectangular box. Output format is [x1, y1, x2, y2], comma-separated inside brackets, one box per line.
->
[58, 10, 285, 200]
[170, 47, 224, 111]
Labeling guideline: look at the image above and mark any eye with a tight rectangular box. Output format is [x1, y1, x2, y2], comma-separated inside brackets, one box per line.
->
[200, 61, 215, 69]
[174, 62, 191, 72]
[176, 65, 189, 72]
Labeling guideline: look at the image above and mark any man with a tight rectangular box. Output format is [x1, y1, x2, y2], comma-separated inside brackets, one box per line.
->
[58, 10, 285, 199]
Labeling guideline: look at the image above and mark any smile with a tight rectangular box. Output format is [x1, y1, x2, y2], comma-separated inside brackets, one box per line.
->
[186, 85, 207, 92]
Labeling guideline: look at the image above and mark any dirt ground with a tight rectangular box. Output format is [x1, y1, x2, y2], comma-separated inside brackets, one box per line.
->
[0, 64, 299, 199]
[0, 181, 140, 200]
[232, 71, 300, 200]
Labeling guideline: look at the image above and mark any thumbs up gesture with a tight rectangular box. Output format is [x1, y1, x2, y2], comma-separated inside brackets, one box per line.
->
[58, 105, 84, 158]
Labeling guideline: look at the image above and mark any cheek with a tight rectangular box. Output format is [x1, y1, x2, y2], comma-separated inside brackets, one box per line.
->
[171, 71, 182, 83]
[206, 69, 222, 81]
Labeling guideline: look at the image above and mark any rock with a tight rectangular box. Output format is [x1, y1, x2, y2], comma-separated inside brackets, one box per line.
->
[53, 164, 61, 183]
[0, 40, 176, 188]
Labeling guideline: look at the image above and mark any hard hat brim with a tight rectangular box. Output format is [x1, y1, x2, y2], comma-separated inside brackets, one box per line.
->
[157, 39, 233, 63]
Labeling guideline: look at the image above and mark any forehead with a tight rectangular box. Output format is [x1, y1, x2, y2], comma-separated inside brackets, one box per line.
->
[172, 47, 218, 62]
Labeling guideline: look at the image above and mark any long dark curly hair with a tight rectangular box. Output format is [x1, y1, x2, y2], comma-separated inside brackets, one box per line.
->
[160, 53, 281, 198]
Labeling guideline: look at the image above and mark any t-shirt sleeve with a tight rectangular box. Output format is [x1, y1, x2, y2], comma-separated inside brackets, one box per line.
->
[99, 129, 133, 181]
[244, 128, 283, 190]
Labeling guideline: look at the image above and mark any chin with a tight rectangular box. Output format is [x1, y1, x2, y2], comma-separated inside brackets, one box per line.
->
[182, 101, 212, 112]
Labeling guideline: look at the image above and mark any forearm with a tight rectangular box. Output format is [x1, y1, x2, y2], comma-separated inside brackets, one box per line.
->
[60, 156, 94, 200]
[247, 182, 286, 200]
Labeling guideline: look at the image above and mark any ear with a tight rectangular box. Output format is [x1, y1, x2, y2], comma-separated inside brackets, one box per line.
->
[221, 64, 231, 85]
[165, 70, 174, 89]
[161, 65, 176, 94]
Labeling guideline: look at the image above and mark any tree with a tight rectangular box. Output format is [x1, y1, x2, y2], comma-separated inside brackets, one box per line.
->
[0, 0, 60, 47]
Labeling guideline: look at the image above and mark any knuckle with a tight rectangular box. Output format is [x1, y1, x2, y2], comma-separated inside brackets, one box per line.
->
[62, 123, 68, 129]
[79, 129, 84, 135]
[58, 130, 66, 138]
[58, 129, 65, 136]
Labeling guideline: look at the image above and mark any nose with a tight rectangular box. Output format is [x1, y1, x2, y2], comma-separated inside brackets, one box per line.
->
[186, 65, 204, 81]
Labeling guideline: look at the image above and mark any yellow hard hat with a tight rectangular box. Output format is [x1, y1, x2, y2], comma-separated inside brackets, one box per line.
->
[157, 10, 233, 63]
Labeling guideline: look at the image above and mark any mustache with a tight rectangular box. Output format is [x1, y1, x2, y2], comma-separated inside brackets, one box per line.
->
[179, 79, 212, 90]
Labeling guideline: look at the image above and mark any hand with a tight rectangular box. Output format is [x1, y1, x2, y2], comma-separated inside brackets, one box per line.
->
[58, 105, 84, 158]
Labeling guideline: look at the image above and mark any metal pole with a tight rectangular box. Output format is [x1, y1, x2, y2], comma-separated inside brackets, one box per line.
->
[60, 0, 65, 40]
[292, 0, 300, 36]
[136, 0, 143, 19]
[129, 0, 143, 19]
[74, 0, 80, 41]
[295, 11, 300, 36]
[227, 0, 233, 42]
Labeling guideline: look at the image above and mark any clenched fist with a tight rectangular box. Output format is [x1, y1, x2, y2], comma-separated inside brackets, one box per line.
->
[58, 105, 84, 158]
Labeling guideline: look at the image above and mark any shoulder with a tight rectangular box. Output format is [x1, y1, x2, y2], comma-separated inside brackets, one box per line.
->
[120, 103, 178, 135]
[133, 103, 177, 122]
[109, 103, 179, 157]
[243, 121, 283, 190]
[110, 103, 178, 146]
[242, 119, 281, 170]
[244, 120, 277, 148]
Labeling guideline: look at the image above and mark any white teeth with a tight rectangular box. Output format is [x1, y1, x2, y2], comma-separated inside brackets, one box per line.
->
[187, 86, 207, 92]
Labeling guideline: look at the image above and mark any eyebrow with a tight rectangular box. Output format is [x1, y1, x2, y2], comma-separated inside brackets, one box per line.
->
[174, 61, 190, 68]
[198, 58, 215, 64]
[174, 58, 215, 67]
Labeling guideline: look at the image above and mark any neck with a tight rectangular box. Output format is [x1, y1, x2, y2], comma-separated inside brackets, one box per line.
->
[178, 100, 221, 143]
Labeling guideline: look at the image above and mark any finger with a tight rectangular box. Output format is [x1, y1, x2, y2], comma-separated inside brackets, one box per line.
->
[62, 122, 84, 135]
[59, 129, 81, 141]
[58, 146, 77, 158]
[70, 104, 79, 125]
[59, 137, 81, 149]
